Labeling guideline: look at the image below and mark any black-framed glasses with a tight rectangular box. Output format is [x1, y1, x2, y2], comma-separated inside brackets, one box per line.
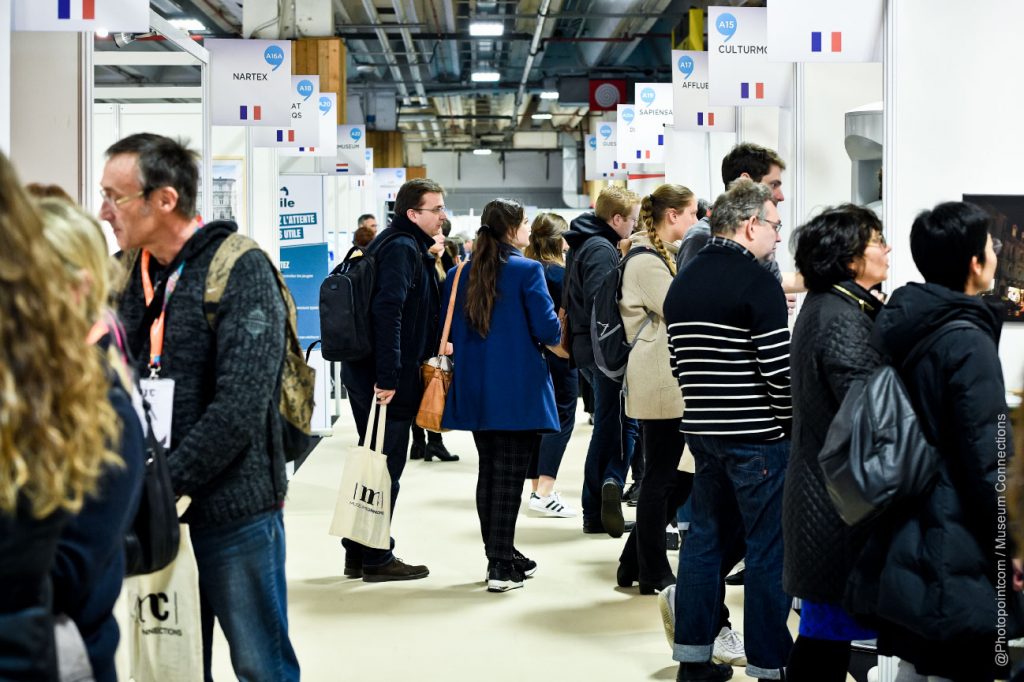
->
[413, 205, 447, 216]
[756, 216, 783, 233]
[99, 188, 145, 209]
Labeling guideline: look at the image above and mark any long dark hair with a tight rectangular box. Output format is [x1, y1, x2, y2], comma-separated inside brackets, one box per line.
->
[465, 198, 524, 337]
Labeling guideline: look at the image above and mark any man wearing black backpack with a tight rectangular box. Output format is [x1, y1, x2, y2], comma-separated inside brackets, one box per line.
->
[102, 133, 298, 681]
[563, 186, 642, 538]
[340, 178, 445, 582]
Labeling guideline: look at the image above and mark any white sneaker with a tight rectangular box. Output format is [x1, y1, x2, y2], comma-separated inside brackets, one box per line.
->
[658, 584, 675, 649]
[528, 491, 577, 518]
[712, 626, 746, 666]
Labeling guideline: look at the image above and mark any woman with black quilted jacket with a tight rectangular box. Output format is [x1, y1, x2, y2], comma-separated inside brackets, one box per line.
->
[784, 204, 890, 681]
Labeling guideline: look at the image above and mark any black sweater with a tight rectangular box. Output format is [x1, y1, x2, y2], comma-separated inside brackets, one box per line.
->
[664, 237, 792, 441]
[118, 221, 287, 528]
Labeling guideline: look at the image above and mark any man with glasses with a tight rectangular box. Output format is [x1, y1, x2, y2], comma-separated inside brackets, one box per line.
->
[339, 178, 445, 582]
[102, 133, 299, 681]
[663, 179, 793, 682]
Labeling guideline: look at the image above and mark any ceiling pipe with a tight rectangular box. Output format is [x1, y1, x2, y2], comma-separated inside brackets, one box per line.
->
[514, 0, 552, 127]
[437, 0, 461, 80]
[332, 0, 386, 80]
[576, 0, 638, 68]
[359, 0, 412, 106]
[613, 0, 675, 65]
[391, 0, 440, 142]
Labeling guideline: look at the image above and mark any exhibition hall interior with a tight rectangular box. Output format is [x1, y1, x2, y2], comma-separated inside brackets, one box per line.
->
[1, 1, 1023, 681]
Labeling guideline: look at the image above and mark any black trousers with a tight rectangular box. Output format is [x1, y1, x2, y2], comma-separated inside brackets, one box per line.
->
[410, 424, 442, 444]
[619, 418, 692, 582]
[472, 430, 541, 561]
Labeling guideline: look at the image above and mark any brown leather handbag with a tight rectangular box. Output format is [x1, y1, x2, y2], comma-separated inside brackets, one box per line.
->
[415, 261, 466, 432]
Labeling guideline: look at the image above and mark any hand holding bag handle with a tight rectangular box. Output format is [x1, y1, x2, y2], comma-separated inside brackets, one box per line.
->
[366, 402, 387, 452]
[416, 262, 467, 432]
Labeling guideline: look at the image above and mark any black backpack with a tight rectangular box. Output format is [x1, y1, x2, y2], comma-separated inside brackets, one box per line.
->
[590, 247, 670, 381]
[818, 320, 978, 526]
[319, 231, 413, 363]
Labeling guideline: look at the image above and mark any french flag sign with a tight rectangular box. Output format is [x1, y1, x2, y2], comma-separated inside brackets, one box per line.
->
[239, 106, 263, 122]
[811, 31, 842, 53]
[765, 0, 882, 62]
[13, 0, 149, 32]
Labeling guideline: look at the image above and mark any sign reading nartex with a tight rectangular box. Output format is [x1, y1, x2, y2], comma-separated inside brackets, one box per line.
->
[233, 73, 269, 81]
[208, 39, 292, 126]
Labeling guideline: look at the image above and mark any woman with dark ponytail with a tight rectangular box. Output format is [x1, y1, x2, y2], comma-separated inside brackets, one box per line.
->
[441, 198, 564, 592]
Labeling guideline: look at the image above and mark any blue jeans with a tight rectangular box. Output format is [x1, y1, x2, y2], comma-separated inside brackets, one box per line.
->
[536, 354, 578, 479]
[578, 367, 637, 521]
[191, 509, 299, 682]
[673, 434, 792, 680]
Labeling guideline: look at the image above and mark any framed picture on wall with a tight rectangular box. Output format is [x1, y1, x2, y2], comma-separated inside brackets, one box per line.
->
[963, 194, 1024, 322]
[197, 157, 246, 232]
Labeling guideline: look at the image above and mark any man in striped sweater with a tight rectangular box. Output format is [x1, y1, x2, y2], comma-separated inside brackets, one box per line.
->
[664, 178, 792, 682]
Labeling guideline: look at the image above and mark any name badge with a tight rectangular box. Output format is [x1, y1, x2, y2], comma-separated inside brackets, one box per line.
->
[140, 378, 175, 448]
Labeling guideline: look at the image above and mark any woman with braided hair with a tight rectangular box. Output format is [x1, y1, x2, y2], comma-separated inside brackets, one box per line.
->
[615, 183, 699, 594]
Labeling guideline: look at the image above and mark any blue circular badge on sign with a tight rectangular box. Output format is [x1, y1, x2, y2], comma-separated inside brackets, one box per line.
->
[640, 88, 656, 105]
[319, 96, 332, 114]
[599, 124, 612, 139]
[589, 136, 597, 150]
[622, 108, 635, 124]
[717, 13, 737, 43]
[678, 55, 694, 79]
[264, 45, 284, 71]
[350, 128, 362, 142]
[297, 79, 314, 100]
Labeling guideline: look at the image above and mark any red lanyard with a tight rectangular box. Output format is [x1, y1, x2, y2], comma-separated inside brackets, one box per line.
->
[140, 250, 185, 374]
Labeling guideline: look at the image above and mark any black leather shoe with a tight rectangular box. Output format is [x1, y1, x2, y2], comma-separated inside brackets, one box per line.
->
[616, 562, 639, 587]
[623, 481, 641, 507]
[639, 574, 675, 595]
[362, 557, 429, 582]
[600, 479, 625, 538]
[424, 442, 459, 462]
[724, 567, 745, 586]
[676, 661, 734, 681]
[512, 549, 537, 578]
[410, 441, 425, 460]
[343, 556, 362, 579]
[584, 519, 635, 535]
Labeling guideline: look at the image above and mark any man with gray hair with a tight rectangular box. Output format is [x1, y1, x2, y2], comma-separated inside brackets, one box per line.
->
[663, 178, 793, 682]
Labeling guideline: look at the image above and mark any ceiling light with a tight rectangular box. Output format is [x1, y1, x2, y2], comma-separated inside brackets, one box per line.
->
[473, 149, 493, 156]
[170, 18, 207, 32]
[469, 21, 504, 37]
[531, 113, 553, 120]
[539, 91, 559, 100]
[471, 71, 500, 83]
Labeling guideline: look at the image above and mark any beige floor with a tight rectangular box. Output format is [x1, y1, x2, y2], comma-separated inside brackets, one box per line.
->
[208, 403, 807, 682]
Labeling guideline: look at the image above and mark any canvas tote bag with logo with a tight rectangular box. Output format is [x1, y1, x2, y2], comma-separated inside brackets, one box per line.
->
[329, 404, 392, 549]
[124, 508, 202, 682]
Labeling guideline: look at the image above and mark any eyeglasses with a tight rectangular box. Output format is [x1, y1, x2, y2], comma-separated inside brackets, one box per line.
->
[413, 206, 447, 216]
[756, 216, 783, 233]
[99, 188, 145, 209]
[993, 238, 1003, 256]
[867, 234, 888, 248]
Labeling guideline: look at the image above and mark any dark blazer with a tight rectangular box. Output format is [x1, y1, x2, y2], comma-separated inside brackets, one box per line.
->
[845, 282, 1019, 678]
[783, 281, 881, 602]
[441, 249, 560, 432]
[342, 214, 441, 420]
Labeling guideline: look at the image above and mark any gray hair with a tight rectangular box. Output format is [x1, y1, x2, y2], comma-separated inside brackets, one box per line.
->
[709, 178, 773, 236]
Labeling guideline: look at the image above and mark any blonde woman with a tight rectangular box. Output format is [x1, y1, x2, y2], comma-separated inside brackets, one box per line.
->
[564, 186, 642, 536]
[0, 153, 120, 680]
[616, 184, 698, 593]
[524, 212, 578, 518]
[35, 195, 147, 682]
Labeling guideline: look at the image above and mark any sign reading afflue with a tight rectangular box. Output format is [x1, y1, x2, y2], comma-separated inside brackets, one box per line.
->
[13, 0, 149, 32]
[672, 51, 737, 133]
[207, 38, 292, 126]
[708, 7, 794, 107]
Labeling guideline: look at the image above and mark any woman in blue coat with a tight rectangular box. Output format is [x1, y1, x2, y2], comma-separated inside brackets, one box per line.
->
[442, 198, 564, 592]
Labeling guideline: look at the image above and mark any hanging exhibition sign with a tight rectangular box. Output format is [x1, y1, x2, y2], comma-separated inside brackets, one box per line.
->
[280, 93, 338, 156]
[375, 168, 406, 225]
[616, 102, 666, 165]
[319, 124, 367, 174]
[634, 83, 674, 126]
[278, 174, 325, 245]
[672, 50, 737, 133]
[13, 0, 149, 32]
[253, 76, 320, 148]
[766, 0, 883, 63]
[585, 133, 625, 180]
[708, 7, 794, 107]
[207, 38, 292, 126]
[595, 120, 628, 178]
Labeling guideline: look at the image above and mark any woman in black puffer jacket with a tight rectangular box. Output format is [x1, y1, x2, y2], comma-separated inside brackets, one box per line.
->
[784, 205, 889, 681]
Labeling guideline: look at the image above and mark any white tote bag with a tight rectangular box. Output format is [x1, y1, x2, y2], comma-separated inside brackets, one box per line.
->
[124, 524, 203, 682]
[329, 404, 392, 549]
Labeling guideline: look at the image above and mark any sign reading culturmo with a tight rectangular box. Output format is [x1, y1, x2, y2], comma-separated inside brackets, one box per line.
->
[708, 6, 794, 107]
